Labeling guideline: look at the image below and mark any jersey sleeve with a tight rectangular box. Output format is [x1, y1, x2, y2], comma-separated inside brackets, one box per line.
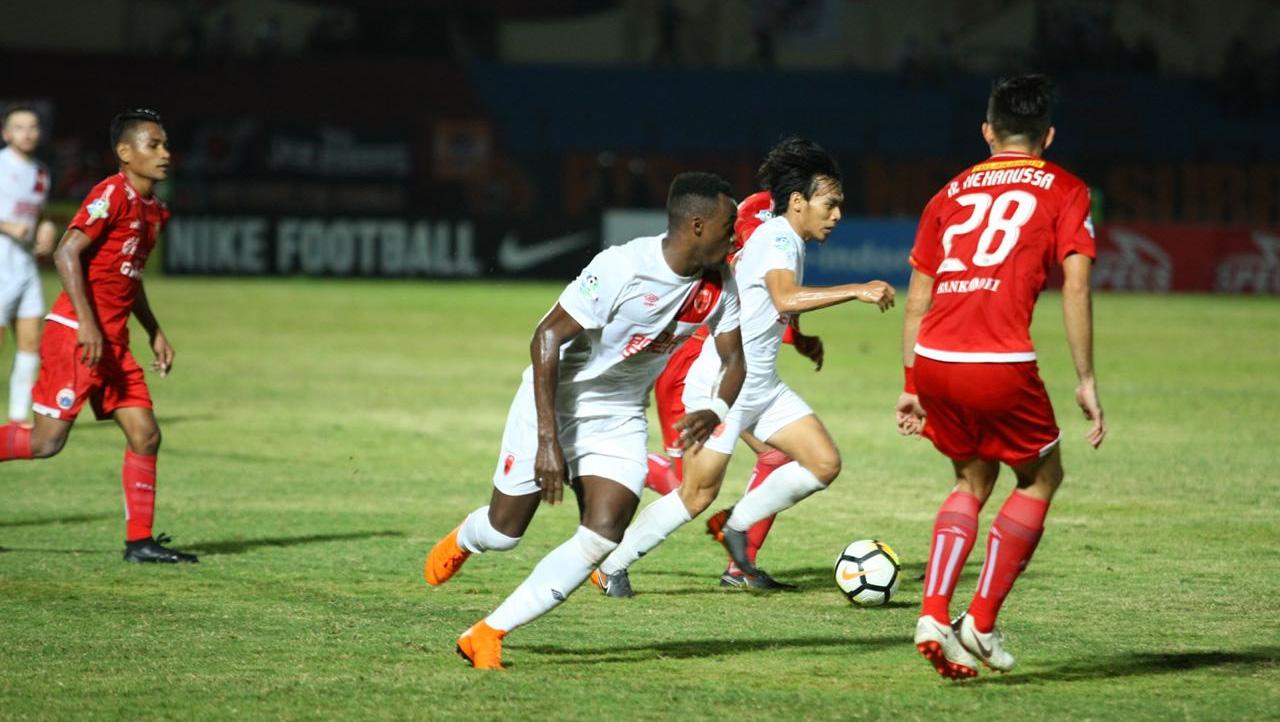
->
[557, 247, 628, 331]
[908, 192, 944, 275]
[709, 276, 740, 337]
[759, 231, 801, 274]
[1055, 183, 1097, 262]
[69, 180, 126, 243]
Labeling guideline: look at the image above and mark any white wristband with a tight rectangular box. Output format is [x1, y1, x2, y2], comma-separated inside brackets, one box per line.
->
[704, 397, 730, 422]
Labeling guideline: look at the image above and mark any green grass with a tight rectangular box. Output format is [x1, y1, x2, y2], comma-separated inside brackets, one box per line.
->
[1, 274, 1278, 721]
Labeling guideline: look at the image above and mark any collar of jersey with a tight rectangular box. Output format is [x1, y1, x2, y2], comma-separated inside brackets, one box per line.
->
[653, 234, 699, 282]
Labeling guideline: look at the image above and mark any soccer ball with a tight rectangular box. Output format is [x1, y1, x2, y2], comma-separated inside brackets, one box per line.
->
[835, 539, 900, 607]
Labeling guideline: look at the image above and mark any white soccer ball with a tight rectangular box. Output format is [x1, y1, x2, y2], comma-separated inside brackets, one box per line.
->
[835, 539, 901, 607]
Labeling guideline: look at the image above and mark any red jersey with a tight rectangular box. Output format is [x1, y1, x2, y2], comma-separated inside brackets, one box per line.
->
[909, 152, 1095, 362]
[48, 173, 170, 344]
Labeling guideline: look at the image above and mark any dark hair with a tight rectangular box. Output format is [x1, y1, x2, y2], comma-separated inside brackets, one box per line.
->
[986, 75, 1053, 143]
[667, 171, 732, 221]
[756, 136, 842, 214]
[110, 108, 163, 147]
[3, 104, 39, 126]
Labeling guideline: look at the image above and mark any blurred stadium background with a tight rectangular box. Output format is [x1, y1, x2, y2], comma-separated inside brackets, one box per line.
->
[4, 0, 1278, 292]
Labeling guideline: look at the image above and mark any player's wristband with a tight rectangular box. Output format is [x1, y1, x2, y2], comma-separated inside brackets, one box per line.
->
[782, 325, 796, 345]
[903, 365, 917, 395]
[704, 397, 730, 422]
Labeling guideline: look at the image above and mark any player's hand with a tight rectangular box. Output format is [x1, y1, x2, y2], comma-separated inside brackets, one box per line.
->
[77, 322, 104, 367]
[793, 333, 824, 371]
[33, 220, 57, 258]
[674, 409, 721, 450]
[1075, 378, 1106, 449]
[534, 438, 569, 505]
[150, 330, 175, 378]
[856, 281, 896, 312]
[895, 392, 926, 437]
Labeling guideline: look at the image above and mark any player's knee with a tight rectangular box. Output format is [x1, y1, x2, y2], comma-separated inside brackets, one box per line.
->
[574, 525, 619, 565]
[129, 426, 161, 455]
[810, 452, 841, 486]
[30, 432, 67, 459]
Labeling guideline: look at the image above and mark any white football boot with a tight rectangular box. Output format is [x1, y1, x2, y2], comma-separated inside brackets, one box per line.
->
[955, 613, 1016, 672]
[914, 615, 979, 679]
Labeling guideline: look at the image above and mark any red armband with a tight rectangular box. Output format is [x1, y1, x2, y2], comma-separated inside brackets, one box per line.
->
[782, 325, 796, 345]
[903, 365, 916, 395]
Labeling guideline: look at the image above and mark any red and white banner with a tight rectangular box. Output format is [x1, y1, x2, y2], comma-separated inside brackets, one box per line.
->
[1092, 225, 1280, 294]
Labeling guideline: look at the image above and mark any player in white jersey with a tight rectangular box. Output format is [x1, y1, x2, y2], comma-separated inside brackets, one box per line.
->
[594, 137, 895, 589]
[422, 173, 746, 669]
[0, 106, 56, 425]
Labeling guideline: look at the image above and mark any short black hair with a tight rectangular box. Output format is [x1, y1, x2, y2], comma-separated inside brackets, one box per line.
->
[986, 75, 1053, 143]
[667, 171, 732, 222]
[110, 108, 163, 147]
[3, 104, 39, 126]
[756, 136, 841, 214]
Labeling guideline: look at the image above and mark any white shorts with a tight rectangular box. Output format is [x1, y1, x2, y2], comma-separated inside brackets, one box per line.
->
[491, 379, 649, 498]
[0, 265, 42, 323]
[683, 377, 814, 455]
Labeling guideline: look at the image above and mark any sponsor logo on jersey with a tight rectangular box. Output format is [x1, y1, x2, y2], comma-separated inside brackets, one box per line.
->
[56, 387, 75, 410]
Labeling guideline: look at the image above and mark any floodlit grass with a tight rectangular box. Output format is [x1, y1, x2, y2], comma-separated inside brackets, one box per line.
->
[2, 275, 1277, 720]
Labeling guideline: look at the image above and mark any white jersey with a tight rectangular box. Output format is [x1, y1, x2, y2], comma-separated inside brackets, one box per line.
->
[0, 146, 49, 277]
[689, 214, 803, 396]
[531, 234, 740, 418]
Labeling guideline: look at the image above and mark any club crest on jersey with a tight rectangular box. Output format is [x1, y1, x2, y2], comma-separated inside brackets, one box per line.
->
[579, 273, 600, 301]
[56, 387, 75, 410]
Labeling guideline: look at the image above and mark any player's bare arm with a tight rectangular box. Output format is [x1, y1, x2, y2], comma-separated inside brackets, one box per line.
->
[764, 268, 895, 314]
[0, 221, 33, 248]
[675, 326, 745, 448]
[52, 228, 104, 366]
[1062, 253, 1105, 448]
[33, 219, 57, 257]
[896, 269, 933, 436]
[132, 283, 173, 377]
[529, 303, 585, 505]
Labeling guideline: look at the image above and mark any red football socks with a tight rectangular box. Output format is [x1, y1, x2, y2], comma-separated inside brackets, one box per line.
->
[0, 423, 33, 461]
[921, 490, 981, 625]
[967, 490, 1049, 632]
[644, 453, 681, 495]
[122, 450, 158, 542]
[744, 448, 790, 564]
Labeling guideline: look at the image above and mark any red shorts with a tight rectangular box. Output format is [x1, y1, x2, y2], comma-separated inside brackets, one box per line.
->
[654, 330, 708, 456]
[32, 322, 153, 421]
[915, 356, 1060, 468]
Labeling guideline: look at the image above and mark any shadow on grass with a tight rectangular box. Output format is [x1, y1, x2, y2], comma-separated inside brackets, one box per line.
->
[972, 646, 1280, 686]
[0, 513, 113, 528]
[187, 530, 405, 555]
[0, 546, 109, 554]
[519, 633, 903, 665]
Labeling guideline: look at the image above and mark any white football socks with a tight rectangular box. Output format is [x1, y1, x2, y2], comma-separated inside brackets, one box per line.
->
[726, 461, 826, 532]
[598, 490, 691, 575]
[485, 525, 617, 632]
[457, 505, 520, 553]
[8, 351, 37, 423]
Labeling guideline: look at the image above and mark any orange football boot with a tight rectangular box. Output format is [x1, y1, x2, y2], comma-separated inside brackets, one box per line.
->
[456, 620, 506, 670]
[705, 508, 730, 544]
[424, 525, 470, 586]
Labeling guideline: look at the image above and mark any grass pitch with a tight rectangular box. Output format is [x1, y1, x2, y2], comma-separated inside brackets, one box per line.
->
[1, 275, 1278, 721]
